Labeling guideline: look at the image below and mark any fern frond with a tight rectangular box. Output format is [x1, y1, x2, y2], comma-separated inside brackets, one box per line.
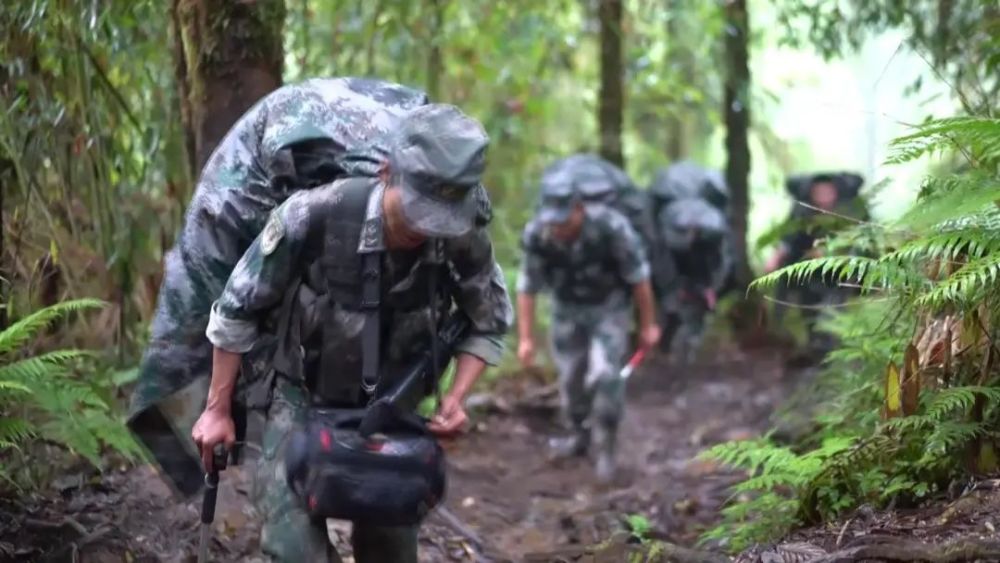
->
[918, 252, 1000, 309]
[0, 379, 31, 394]
[893, 174, 1000, 231]
[0, 299, 105, 355]
[0, 418, 35, 449]
[886, 117, 1000, 164]
[881, 225, 1000, 264]
[0, 350, 94, 383]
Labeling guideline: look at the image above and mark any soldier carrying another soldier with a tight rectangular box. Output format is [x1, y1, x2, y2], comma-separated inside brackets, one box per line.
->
[128, 77, 511, 563]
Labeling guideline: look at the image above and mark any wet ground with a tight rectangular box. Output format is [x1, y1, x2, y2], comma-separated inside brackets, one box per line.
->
[1, 340, 798, 562]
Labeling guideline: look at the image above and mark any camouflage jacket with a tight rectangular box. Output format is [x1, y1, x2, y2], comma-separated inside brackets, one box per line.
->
[206, 178, 513, 403]
[130, 77, 430, 416]
[516, 204, 650, 306]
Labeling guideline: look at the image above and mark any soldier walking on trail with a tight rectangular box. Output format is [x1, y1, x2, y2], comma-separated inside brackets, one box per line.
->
[763, 172, 870, 355]
[515, 155, 661, 484]
[648, 161, 734, 364]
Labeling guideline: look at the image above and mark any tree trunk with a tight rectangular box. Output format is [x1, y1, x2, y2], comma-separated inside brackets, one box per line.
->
[598, 0, 625, 168]
[723, 0, 752, 289]
[172, 0, 285, 174]
[663, 0, 689, 161]
[426, 0, 445, 101]
[0, 158, 8, 330]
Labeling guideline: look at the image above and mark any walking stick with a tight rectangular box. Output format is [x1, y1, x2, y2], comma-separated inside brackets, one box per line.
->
[198, 445, 228, 563]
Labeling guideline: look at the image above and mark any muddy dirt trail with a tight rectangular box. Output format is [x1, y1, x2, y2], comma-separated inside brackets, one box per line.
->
[0, 345, 795, 562]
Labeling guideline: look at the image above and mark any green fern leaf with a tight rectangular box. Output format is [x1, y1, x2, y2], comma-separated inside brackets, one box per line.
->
[0, 299, 105, 356]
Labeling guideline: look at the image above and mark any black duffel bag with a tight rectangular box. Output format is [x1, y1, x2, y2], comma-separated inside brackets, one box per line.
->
[284, 404, 446, 526]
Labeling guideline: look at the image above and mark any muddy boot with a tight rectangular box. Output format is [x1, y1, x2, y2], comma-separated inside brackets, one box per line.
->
[548, 427, 590, 459]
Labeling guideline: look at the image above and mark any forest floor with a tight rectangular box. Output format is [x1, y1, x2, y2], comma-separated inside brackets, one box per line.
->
[3, 338, 1000, 562]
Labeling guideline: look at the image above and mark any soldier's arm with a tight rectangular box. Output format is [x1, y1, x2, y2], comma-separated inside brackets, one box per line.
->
[445, 227, 515, 368]
[515, 223, 547, 345]
[204, 196, 311, 398]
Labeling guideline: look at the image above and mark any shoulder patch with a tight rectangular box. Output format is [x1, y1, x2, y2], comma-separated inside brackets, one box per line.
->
[261, 212, 285, 256]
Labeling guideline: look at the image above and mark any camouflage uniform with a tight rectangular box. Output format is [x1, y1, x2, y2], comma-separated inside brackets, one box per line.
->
[517, 203, 650, 476]
[205, 105, 512, 562]
[649, 163, 733, 363]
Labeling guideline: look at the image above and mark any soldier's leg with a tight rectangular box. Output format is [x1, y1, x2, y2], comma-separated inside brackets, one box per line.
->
[549, 313, 592, 456]
[351, 523, 419, 563]
[253, 378, 341, 563]
[587, 307, 630, 482]
[674, 301, 706, 365]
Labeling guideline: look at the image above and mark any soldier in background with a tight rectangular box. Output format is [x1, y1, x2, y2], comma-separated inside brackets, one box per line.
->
[516, 155, 660, 484]
[763, 172, 870, 355]
[648, 161, 734, 364]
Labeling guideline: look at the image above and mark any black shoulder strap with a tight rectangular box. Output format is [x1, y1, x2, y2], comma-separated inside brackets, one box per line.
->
[312, 178, 383, 405]
[360, 251, 382, 397]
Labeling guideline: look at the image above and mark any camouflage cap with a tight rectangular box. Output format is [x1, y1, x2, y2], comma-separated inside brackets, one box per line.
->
[392, 103, 490, 237]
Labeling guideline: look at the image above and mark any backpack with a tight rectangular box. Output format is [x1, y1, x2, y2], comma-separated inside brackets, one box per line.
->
[537, 153, 657, 252]
[648, 161, 729, 222]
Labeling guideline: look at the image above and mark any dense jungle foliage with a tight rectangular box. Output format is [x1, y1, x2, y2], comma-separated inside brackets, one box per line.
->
[1, 0, 998, 553]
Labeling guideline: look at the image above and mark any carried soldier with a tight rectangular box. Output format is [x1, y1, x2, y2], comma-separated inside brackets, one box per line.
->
[515, 153, 661, 484]
[648, 161, 734, 364]
[128, 78, 512, 562]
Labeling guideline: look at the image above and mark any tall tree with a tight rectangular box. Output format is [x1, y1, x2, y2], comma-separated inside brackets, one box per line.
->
[598, 0, 625, 168]
[171, 0, 286, 174]
[722, 0, 752, 288]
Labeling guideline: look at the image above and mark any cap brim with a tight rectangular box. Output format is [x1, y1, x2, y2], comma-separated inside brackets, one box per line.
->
[538, 205, 572, 224]
[398, 180, 479, 238]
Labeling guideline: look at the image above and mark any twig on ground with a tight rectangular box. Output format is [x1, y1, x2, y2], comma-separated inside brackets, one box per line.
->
[25, 516, 89, 537]
[432, 505, 497, 563]
[835, 518, 853, 547]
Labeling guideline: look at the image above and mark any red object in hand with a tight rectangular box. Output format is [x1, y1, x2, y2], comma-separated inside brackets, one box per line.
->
[619, 348, 647, 379]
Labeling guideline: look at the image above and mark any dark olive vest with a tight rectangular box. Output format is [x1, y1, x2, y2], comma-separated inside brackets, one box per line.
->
[273, 177, 452, 406]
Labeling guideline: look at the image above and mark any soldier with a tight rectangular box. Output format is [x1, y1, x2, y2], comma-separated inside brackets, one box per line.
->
[763, 172, 869, 354]
[188, 104, 513, 562]
[649, 162, 733, 364]
[127, 78, 435, 493]
[515, 161, 661, 484]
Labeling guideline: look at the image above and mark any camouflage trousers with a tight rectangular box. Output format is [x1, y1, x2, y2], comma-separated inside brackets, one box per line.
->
[661, 291, 710, 365]
[549, 299, 630, 456]
[252, 376, 419, 563]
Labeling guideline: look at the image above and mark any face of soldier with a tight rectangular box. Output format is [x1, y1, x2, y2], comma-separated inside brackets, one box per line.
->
[383, 186, 429, 250]
[549, 202, 586, 242]
[809, 181, 838, 211]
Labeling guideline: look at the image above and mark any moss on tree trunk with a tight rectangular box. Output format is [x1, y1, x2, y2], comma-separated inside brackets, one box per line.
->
[172, 0, 285, 173]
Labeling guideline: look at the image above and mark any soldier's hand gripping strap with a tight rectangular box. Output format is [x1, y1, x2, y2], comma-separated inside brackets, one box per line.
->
[284, 406, 446, 526]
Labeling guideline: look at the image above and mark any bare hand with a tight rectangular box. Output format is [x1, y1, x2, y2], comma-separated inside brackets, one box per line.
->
[639, 324, 662, 351]
[191, 408, 234, 472]
[517, 338, 536, 369]
[427, 393, 468, 437]
[764, 253, 783, 274]
[703, 288, 717, 311]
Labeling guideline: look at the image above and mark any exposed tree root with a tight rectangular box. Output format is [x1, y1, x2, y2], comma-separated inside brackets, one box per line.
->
[810, 537, 1000, 563]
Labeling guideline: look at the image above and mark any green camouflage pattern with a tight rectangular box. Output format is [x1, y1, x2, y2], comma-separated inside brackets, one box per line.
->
[127, 77, 435, 495]
[206, 178, 513, 391]
[517, 204, 650, 305]
[549, 300, 631, 463]
[517, 201, 650, 471]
